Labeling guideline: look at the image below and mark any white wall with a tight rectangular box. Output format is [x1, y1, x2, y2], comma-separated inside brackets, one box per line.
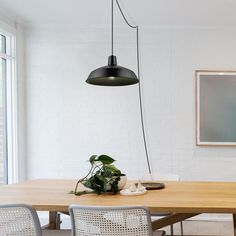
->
[25, 25, 236, 181]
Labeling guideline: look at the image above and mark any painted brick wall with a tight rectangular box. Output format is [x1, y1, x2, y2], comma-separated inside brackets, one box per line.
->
[25, 25, 236, 181]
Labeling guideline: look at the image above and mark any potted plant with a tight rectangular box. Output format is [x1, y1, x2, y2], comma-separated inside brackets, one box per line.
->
[73, 155, 126, 196]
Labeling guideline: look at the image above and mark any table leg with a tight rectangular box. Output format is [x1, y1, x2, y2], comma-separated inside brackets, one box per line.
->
[49, 211, 61, 229]
[233, 214, 236, 236]
[151, 213, 198, 231]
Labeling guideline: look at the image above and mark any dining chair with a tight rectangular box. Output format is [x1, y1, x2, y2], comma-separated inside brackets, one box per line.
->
[69, 205, 165, 236]
[142, 173, 183, 236]
[0, 204, 71, 236]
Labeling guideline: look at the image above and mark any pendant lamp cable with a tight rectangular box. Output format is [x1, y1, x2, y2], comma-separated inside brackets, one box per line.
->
[111, 0, 114, 55]
[115, 0, 152, 174]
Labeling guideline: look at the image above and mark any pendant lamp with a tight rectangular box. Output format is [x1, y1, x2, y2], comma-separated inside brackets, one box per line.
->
[86, 0, 139, 86]
[86, 0, 152, 175]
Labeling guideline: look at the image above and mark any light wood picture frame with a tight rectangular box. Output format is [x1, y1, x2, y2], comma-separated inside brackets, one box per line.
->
[196, 70, 236, 146]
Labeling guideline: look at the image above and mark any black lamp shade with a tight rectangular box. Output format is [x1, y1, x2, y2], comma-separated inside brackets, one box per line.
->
[86, 55, 139, 86]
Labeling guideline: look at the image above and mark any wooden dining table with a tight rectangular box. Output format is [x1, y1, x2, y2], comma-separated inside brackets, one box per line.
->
[1, 179, 236, 234]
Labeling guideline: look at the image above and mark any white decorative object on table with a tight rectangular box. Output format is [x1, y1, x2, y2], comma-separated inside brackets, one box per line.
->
[137, 180, 146, 191]
[120, 181, 147, 196]
[129, 183, 137, 192]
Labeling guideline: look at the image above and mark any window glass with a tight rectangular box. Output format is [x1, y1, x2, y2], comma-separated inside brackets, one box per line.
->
[0, 35, 6, 54]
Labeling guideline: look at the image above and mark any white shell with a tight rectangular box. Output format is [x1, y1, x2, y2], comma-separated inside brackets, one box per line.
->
[129, 183, 137, 192]
[137, 180, 146, 191]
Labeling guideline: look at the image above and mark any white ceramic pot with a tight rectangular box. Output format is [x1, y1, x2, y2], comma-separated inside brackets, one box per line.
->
[118, 175, 127, 190]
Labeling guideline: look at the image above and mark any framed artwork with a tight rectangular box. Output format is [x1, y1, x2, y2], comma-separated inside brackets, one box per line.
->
[196, 70, 236, 146]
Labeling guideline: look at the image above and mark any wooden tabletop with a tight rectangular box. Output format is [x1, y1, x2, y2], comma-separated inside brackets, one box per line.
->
[1, 179, 236, 214]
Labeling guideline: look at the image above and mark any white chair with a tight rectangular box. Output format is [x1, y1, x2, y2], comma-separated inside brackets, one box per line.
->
[0, 204, 71, 236]
[69, 205, 165, 236]
[142, 173, 183, 236]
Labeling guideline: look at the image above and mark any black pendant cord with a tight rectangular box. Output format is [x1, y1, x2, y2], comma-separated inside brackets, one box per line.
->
[115, 0, 152, 174]
[111, 0, 114, 55]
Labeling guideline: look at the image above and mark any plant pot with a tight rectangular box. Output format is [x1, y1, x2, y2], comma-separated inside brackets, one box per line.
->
[118, 175, 127, 190]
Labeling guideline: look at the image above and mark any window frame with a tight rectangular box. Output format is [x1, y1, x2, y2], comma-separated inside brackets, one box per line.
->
[0, 26, 18, 184]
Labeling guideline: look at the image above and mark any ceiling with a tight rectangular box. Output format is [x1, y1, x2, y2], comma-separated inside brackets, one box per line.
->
[0, 0, 236, 27]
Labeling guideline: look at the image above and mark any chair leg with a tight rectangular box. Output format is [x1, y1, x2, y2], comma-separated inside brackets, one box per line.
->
[170, 224, 174, 236]
[169, 222, 183, 236]
[180, 221, 184, 236]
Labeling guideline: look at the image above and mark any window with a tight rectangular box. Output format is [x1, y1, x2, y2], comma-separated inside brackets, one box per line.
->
[0, 30, 17, 184]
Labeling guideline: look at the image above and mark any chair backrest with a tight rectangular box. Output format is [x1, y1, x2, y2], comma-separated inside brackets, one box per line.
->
[142, 173, 180, 181]
[0, 204, 42, 236]
[69, 205, 153, 236]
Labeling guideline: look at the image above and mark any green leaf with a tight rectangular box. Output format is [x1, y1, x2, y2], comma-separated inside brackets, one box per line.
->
[89, 155, 97, 164]
[104, 165, 121, 175]
[110, 176, 120, 194]
[97, 155, 115, 164]
[108, 165, 119, 172]
[102, 166, 114, 177]
[83, 176, 96, 189]
[95, 174, 105, 183]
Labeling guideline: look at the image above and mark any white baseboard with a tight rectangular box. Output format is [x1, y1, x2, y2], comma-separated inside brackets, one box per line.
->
[188, 213, 232, 222]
